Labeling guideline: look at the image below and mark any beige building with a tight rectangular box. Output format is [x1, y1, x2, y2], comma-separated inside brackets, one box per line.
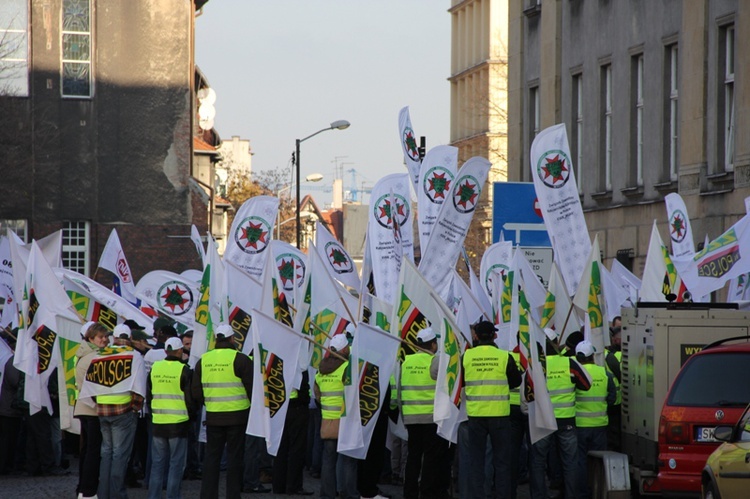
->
[508, 0, 749, 284]
[449, 0, 510, 247]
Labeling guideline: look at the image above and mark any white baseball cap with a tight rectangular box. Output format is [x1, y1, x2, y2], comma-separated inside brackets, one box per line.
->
[165, 337, 184, 352]
[214, 323, 235, 339]
[576, 340, 595, 357]
[329, 334, 349, 352]
[417, 327, 436, 343]
[113, 324, 131, 339]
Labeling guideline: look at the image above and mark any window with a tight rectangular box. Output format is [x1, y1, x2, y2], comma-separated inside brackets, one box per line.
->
[667, 353, 750, 407]
[0, 0, 29, 96]
[530, 86, 540, 141]
[667, 44, 679, 181]
[572, 74, 583, 192]
[0, 219, 27, 242]
[632, 55, 644, 186]
[61, 0, 92, 98]
[601, 64, 612, 191]
[63, 221, 90, 275]
[719, 25, 735, 172]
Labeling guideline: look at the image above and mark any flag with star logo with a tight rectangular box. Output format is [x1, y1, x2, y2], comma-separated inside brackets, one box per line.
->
[530, 124, 591, 297]
[368, 173, 413, 305]
[419, 156, 491, 302]
[398, 106, 422, 191]
[641, 221, 689, 302]
[480, 241, 513, 326]
[224, 195, 279, 279]
[315, 220, 360, 291]
[664, 193, 695, 259]
[417, 145, 458, 251]
[135, 270, 200, 329]
[270, 240, 307, 308]
[260, 242, 295, 328]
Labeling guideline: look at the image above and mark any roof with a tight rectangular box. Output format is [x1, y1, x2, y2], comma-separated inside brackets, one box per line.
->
[195, 0, 210, 11]
[193, 136, 218, 154]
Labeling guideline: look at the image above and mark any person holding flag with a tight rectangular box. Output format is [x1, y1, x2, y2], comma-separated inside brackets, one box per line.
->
[147, 337, 193, 499]
[461, 320, 522, 499]
[399, 327, 450, 499]
[314, 333, 358, 499]
[191, 324, 253, 499]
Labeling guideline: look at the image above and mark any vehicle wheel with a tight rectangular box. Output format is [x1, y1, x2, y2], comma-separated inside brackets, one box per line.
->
[703, 481, 720, 499]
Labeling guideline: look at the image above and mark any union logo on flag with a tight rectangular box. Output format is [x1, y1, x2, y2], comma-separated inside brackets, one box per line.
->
[484, 264, 508, 298]
[452, 174, 481, 213]
[324, 241, 354, 274]
[422, 166, 453, 204]
[403, 127, 420, 162]
[373, 194, 410, 229]
[276, 253, 306, 291]
[157, 281, 194, 316]
[234, 216, 271, 254]
[669, 209, 688, 243]
[536, 149, 571, 188]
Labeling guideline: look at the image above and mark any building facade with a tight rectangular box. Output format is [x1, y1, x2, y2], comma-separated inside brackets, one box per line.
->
[508, 0, 749, 280]
[0, 0, 211, 279]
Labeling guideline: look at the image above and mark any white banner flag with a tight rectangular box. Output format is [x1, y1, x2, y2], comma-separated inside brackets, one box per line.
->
[224, 196, 279, 279]
[417, 145, 458, 251]
[98, 229, 138, 305]
[530, 124, 591, 296]
[664, 193, 695, 259]
[135, 271, 200, 328]
[398, 106, 422, 191]
[315, 221, 360, 291]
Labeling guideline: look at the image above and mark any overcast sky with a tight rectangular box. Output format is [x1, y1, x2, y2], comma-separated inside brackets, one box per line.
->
[195, 0, 451, 207]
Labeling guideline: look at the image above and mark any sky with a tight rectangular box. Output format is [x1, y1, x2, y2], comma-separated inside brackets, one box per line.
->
[195, 0, 451, 207]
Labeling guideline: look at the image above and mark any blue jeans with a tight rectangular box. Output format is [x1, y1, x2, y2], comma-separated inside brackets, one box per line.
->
[467, 416, 512, 499]
[577, 426, 607, 499]
[148, 435, 187, 499]
[99, 411, 138, 499]
[531, 423, 578, 499]
[320, 439, 358, 499]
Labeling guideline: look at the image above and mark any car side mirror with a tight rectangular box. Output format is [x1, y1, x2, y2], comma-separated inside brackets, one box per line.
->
[714, 425, 734, 442]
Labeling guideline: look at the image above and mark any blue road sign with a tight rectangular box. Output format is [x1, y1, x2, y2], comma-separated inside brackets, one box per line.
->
[492, 182, 551, 246]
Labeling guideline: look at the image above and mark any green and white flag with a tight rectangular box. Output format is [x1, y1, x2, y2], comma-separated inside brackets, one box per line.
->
[417, 145, 458, 251]
[572, 235, 607, 362]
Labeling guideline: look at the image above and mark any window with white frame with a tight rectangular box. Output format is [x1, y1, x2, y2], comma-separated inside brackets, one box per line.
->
[668, 44, 679, 181]
[0, 0, 29, 96]
[63, 221, 90, 275]
[634, 55, 644, 186]
[61, 0, 92, 98]
[601, 64, 612, 191]
[572, 74, 583, 192]
[721, 25, 735, 172]
[0, 219, 27, 242]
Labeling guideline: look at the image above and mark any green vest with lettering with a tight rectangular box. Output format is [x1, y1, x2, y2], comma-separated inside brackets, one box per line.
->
[576, 363, 608, 427]
[400, 352, 436, 417]
[462, 345, 510, 417]
[150, 360, 188, 424]
[317, 362, 348, 420]
[509, 351, 522, 406]
[546, 355, 576, 419]
[200, 349, 250, 413]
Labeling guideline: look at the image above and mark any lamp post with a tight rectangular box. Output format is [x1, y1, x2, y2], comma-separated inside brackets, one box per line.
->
[295, 119, 350, 248]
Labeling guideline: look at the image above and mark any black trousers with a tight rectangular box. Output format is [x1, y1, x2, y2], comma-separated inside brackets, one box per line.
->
[273, 402, 309, 493]
[0, 415, 21, 474]
[201, 424, 245, 499]
[404, 422, 450, 499]
[358, 408, 389, 498]
[25, 409, 54, 474]
[77, 415, 102, 496]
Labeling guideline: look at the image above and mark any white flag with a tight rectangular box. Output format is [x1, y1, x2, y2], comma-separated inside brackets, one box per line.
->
[664, 193, 696, 259]
[315, 221, 360, 291]
[417, 145, 458, 251]
[420, 157, 491, 302]
[530, 124, 591, 296]
[432, 295, 467, 443]
[610, 259, 641, 307]
[398, 106, 422, 191]
[98, 229, 138, 305]
[641, 221, 688, 302]
[135, 271, 200, 328]
[191, 225, 206, 264]
[480, 241, 514, 321]
[247, 309, 304, 456]
[224, 196, 279, 279]
[270, 240, 308, 308]
[224, 260, 263, 358]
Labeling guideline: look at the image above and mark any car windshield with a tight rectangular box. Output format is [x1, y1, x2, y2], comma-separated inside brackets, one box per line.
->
[668, 352, 750, 407]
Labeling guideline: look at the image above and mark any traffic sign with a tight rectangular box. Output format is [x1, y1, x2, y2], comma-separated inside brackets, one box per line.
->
[492, 182, 551, 247]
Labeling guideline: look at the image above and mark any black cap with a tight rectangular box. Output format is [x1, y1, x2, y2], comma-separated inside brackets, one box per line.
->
[474, 320, 497, 339]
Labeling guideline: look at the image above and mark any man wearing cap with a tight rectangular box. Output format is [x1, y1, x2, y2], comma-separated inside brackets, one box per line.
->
[314, 333, 358, 499]
[575, 340, 616, 498]
[462, 320, 522, 499]
[145, 320, 179, 372]
[191, 323, 253, 499]
[124, 319, 154, 356]
[529, 332, 592, 499]
[399, 327, 450, 499]
[148, 337, 193, 499]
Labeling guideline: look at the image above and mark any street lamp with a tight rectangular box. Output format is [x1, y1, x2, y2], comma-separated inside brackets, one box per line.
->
[295, 120, 350, 248]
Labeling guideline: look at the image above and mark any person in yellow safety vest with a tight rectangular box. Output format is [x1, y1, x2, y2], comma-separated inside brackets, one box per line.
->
[314, 333, 359, 499]
[605, 320, 623, 452]
[399, 327, 451, 499]
[190, 323, 253, 499]
[461, 320, 522, 499]
[74, 322, 108, 499]
[147, 337, 193, 499]
[528, 335, 592, 499]
[574, 340, 616, 499]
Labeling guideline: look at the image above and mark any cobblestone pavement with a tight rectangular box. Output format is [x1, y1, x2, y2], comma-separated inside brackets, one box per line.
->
[0, 460, 532, 498]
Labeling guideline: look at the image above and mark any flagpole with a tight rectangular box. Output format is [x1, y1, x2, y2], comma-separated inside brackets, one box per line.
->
[287, 325, 348, 362]
[366, 324, 434, 355]
[555, 302, 576, 351]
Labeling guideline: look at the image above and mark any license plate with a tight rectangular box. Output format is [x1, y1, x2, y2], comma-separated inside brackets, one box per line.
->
[696, 427, 717, 442]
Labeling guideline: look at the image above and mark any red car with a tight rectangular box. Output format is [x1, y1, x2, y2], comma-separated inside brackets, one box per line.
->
[657, 338, 750, 495]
